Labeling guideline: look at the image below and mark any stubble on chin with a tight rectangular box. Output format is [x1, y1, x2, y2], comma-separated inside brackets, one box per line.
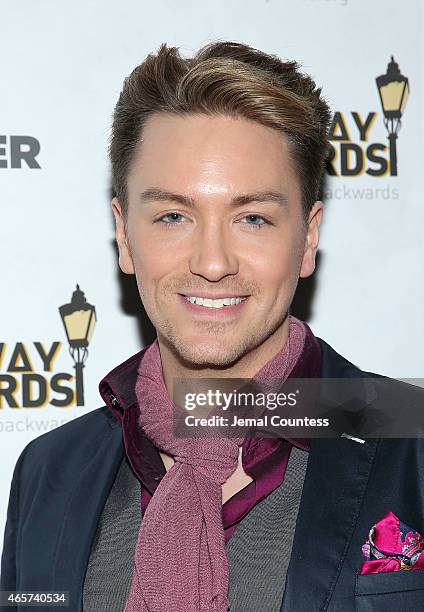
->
[156, 313, 287, 370]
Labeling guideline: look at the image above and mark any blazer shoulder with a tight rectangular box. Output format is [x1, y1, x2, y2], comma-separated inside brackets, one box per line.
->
[317, 336, 374, 379]
[18, 406, 122, 483]
[317, 336, 424, 445]
[318, 336, 424, 398]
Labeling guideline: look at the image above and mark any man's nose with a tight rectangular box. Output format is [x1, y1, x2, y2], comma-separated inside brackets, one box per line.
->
[188, 222, 239, 281]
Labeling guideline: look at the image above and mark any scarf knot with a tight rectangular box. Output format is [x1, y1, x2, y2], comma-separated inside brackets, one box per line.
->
[174, 444, 240, 485]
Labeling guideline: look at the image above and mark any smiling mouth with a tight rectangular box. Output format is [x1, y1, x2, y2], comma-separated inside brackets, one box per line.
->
[181, 295, 248, 309]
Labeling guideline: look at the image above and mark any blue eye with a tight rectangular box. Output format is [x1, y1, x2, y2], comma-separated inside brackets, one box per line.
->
[242, 214, 267, 227]
[159, 212, 185, 224]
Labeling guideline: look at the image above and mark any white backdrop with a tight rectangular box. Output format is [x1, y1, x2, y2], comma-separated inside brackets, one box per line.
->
[1, 0, 423, 560]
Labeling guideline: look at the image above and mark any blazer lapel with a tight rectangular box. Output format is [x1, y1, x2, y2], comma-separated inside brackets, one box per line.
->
[52, 422, 124, 611]
[280, 338, 380, 611]
[280, 436, 379, 611]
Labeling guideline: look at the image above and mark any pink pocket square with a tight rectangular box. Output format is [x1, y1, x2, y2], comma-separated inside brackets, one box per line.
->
[360, 511, 424, 574]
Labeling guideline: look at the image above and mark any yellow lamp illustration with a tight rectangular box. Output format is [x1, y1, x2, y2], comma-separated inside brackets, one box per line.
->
[59, 284, 97, 406]
[376, 56, 410, 176]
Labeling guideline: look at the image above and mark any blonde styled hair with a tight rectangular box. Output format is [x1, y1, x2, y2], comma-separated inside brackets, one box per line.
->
[109, 41, 332, 219]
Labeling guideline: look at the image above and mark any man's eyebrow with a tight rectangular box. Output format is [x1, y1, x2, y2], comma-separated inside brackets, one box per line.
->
[232, 191, 289, 207]
[138, 188, 289, 208]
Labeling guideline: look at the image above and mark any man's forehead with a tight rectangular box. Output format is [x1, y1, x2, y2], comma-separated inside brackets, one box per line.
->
[129, 113, 298, 196]
[137, 112, 291, 155]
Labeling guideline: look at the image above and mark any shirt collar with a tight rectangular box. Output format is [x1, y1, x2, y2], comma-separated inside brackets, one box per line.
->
[99, 320, 322, 464]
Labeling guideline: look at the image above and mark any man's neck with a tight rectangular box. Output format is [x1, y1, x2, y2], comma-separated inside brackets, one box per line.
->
[158, 316, 290, 398]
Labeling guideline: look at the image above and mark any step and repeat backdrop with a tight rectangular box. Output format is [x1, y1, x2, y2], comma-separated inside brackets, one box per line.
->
[1, 0, 423, 557]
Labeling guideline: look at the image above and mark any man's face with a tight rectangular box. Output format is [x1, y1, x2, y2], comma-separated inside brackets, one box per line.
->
[113, 113, 322, 368]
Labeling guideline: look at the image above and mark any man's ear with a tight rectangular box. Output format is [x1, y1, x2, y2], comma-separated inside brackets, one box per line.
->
[299, 200, 323, 278]
[111, 197, 135, 274]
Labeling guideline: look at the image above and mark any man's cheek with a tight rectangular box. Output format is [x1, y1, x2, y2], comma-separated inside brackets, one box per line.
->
[260, 258, 292, 286]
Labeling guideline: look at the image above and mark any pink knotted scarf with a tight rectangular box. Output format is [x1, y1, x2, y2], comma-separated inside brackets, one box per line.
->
[124, 315, 307, 612]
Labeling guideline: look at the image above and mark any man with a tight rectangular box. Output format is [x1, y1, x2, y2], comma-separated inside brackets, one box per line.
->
[1, 41, 424, 612]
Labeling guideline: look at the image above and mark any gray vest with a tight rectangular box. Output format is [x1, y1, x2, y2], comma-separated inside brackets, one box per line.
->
[83, 447, 308, 611]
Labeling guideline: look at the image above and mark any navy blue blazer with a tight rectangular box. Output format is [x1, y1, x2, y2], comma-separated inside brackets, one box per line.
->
[1, 338, 424, 611]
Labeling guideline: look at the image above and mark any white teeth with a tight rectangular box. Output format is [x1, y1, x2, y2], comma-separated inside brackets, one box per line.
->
[184, 296, 247, 308]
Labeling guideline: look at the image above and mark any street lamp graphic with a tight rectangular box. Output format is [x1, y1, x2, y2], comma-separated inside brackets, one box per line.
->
[376, 56, 410, 176]
[59, 284, 97, 406]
